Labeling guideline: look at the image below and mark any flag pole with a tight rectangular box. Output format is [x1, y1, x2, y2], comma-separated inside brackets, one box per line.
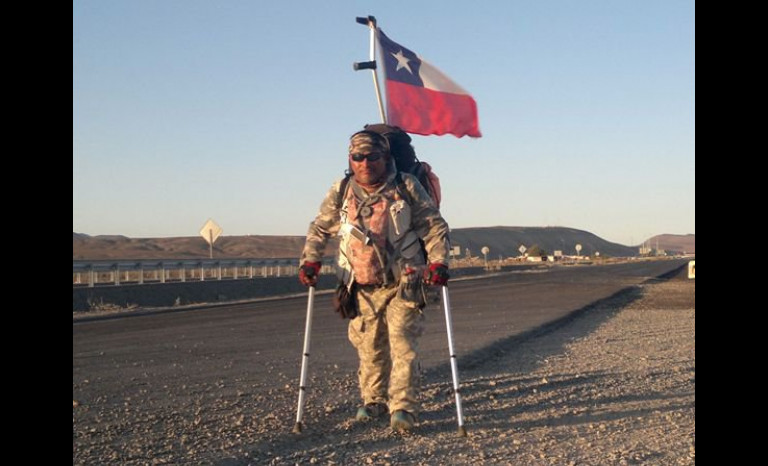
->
[354, 16, 387, 124]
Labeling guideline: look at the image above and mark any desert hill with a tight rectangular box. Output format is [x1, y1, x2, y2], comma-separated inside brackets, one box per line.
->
[73, 227, 698, 261]
[72, 233, 308, 260]
[644, 233, 695, 254]
[448, 226, 637, 259]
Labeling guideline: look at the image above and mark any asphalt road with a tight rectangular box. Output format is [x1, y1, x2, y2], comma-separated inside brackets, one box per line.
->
[73, 260, 685, 407]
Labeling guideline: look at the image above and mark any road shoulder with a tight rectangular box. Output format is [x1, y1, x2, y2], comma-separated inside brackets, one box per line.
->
[267, 271, 696, 465]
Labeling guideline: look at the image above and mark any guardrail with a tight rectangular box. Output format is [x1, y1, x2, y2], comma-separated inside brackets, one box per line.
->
[72, 259, 333, 287]
[73, 256, 658, 288]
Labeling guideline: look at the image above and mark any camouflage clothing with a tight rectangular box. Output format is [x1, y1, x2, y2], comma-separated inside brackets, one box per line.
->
[348, 131, 390, 155]
[301, 164, 450, 416]
[300, 167, 449, 273]
[340, 178, 391, 285]
[349, 284, 425, 415]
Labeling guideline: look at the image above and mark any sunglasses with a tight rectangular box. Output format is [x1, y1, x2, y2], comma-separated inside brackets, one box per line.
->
[350, 152, 384, 162]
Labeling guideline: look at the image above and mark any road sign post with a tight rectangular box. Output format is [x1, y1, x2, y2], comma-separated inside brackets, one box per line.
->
[200, 219, 223, 259]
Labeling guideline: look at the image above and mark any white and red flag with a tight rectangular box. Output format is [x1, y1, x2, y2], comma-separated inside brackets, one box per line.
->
[377, 28, 481, 138]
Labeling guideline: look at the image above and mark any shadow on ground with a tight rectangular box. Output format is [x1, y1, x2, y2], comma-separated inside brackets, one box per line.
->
[233, 265, 691, 464]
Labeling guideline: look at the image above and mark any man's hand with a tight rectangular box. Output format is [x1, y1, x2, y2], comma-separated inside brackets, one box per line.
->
[423, 263, 449, 286]
[299, 262, 321, 287]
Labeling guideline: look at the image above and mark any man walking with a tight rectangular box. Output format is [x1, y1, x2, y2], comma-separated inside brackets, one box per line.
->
[298, 129, 450, 431]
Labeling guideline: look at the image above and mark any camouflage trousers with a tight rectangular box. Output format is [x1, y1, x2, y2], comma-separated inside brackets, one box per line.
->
[348, 283, 425, 417]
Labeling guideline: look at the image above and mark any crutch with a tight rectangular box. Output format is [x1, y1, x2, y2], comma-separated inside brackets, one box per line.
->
[292, 286, 315, 433]
[441, 285, 467, 436]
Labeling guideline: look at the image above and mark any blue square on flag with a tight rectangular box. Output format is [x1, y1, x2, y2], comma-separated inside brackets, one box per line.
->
[378, 30, 424, 88]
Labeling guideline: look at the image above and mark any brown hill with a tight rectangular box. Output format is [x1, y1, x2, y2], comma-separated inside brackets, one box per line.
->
[643, 234, 695, 254]
[448, 227, 636, 258]
[73, 226, 653, 261]
[72, 232, 315, 260]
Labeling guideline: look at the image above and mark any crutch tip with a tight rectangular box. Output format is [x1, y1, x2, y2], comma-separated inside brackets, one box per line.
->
[292, 422, 303, 434]
[457, 426, 468, 437]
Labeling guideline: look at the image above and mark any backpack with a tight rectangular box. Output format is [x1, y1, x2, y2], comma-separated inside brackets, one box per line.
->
[360, 124, 442, 209]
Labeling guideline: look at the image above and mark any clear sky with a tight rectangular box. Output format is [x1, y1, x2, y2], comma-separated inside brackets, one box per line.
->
[73, 0, 695, 246]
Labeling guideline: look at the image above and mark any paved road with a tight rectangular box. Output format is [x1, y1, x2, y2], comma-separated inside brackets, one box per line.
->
[73, 260, 685, 404]
[74, 259, 688, 463]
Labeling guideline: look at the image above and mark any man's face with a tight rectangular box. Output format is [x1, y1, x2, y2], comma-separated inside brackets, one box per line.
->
[349, 151, 389, 186]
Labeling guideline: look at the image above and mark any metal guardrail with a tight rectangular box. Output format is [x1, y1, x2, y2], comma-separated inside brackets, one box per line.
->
[72, 259, 334, 287]
[73, 256, 663, 288]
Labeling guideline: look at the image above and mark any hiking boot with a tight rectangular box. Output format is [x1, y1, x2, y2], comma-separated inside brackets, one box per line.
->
[390, 410, 416, 431]
[355, 403, 388, 422]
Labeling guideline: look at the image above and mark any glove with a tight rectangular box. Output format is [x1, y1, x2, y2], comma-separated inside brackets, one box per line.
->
[299, 261, 321, 287]
[423, 263, 449, 286]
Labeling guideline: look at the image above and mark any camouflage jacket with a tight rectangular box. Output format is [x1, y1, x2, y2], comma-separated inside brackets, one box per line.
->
[301, 170, 450, 285]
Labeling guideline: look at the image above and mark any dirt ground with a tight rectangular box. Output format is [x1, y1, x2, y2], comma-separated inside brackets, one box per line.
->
[73, 270, 694, 465]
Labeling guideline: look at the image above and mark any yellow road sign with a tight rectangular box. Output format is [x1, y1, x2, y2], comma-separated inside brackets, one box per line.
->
[200, 219, 222, 245]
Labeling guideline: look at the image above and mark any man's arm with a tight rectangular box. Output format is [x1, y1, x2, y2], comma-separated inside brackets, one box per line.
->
[300, 179, 345, 264]
[401, 175, 450, 264]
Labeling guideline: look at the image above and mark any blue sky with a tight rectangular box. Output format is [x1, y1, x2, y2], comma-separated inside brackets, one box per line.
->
[73, 1, 695, 246]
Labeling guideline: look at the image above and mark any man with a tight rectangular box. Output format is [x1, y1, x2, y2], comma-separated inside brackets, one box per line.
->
[298, 129, 450, 432]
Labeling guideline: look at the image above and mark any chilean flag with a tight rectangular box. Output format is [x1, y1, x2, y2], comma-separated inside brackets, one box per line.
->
[377, 28, 481, 138]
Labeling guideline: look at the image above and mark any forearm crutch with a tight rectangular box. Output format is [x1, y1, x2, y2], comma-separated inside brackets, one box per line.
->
[441, 285, 467, 436]
[292, 286, 315, 434]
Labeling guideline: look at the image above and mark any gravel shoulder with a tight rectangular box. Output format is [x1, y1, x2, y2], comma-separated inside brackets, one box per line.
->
[73, 269, 695, 465]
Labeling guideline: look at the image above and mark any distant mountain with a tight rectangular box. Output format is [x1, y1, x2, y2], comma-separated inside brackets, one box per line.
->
[72, 233, 309, 260]
[642, 234, 695, 254]
[449, 226, 636, 258]
[73, 226, 644, 261]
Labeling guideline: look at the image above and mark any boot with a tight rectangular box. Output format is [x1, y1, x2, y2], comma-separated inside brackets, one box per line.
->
[355, 402, 388, 422]
[390, 410, 416, 431]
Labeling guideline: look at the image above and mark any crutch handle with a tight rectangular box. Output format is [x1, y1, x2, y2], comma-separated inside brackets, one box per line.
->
[356, 16, 377, 27]
[353, 60, 377, 71]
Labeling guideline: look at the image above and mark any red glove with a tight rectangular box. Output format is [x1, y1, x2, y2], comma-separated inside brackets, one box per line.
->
[299, 261, 321, 287]
[423, 263, 449, 286]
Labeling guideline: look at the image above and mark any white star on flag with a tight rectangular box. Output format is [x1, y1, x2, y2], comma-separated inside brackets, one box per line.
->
[390, 50, 413, 74]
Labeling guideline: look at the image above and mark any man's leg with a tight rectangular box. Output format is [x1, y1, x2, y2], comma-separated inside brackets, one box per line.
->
[348, 285, 394, 408]
[386, 294, 425, 419]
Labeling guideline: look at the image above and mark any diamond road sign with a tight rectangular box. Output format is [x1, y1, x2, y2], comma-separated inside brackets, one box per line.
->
[200, 219, 223, 245]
